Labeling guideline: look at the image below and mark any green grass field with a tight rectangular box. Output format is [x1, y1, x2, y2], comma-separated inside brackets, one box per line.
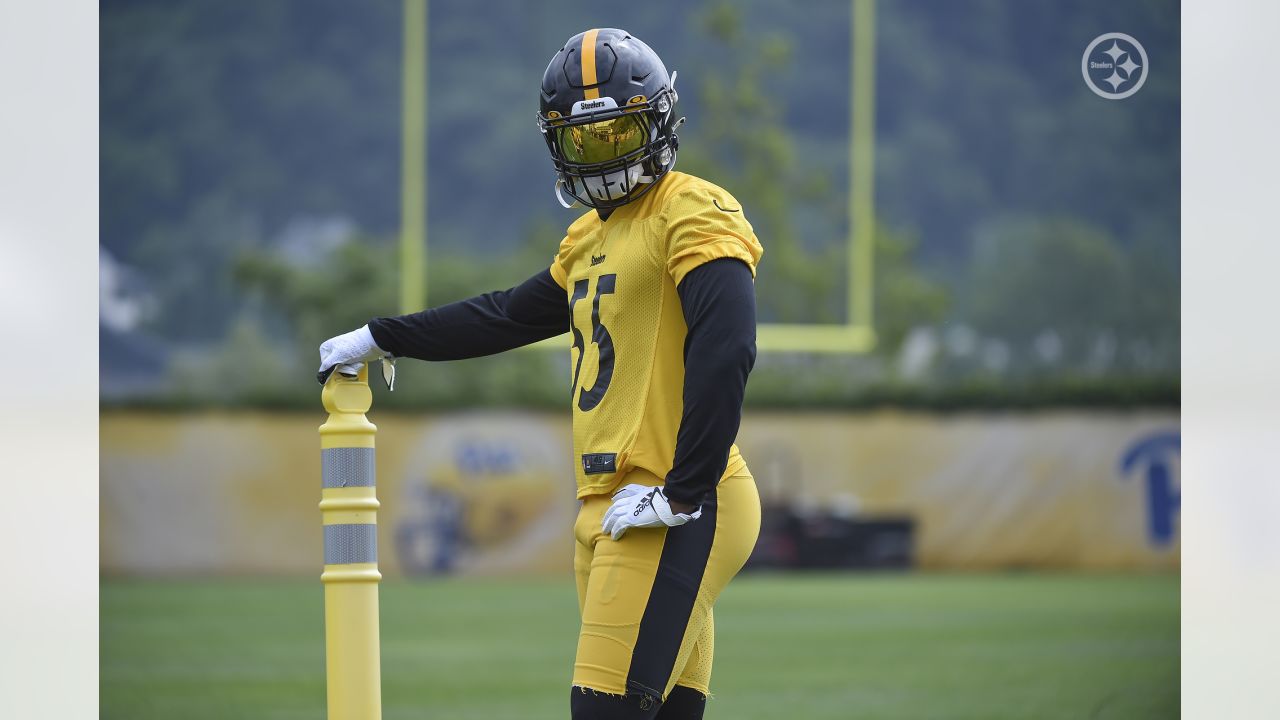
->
[101, 573, 1177, 719]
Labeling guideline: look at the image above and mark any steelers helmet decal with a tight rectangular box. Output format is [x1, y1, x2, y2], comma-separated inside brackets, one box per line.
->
[539, 29, 682, 210]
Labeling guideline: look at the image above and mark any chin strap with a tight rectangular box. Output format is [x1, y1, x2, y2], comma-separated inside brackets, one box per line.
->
[554, 179, 579, 209]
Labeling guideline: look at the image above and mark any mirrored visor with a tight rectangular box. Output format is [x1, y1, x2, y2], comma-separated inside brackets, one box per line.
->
[557, 114, 646, 165]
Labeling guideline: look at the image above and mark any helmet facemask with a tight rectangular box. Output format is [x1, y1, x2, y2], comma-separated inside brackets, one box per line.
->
[540, 85, 680, 210]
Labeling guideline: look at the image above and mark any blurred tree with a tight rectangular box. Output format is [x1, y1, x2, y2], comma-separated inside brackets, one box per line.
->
[874, 224, 949, 353]
[230, 221, 567, 408]
[678, 1, 842, 324]
[969, 217, 1126, 345]
[102, 0, 402, 345]
[166, 313, 295, 404]
[234, 236, 400, 360]
[682, 3, 949, 353]
[962, 216, 1177, 375]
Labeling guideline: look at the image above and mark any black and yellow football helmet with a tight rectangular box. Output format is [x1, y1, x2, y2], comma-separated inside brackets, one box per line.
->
[538, 28, 682, 210]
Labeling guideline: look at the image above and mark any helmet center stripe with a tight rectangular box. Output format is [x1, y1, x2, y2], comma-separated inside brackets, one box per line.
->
[581, 28, 601, 99]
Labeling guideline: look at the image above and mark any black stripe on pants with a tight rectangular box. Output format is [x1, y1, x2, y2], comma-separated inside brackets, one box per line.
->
[625, 488, 719, 701]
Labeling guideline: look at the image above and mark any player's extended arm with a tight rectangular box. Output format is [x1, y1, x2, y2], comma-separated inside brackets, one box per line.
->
[665, 257, 758, 508]
[317, 269, 566, 381]
[366, 268, 567, 361]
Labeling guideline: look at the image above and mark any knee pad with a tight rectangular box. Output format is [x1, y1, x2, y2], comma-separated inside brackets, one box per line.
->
[654, 685, 706, 719]
[570, 685, 662, 720]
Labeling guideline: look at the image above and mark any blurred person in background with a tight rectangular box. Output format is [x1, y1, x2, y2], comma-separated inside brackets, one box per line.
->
[318, 28, 764, 719]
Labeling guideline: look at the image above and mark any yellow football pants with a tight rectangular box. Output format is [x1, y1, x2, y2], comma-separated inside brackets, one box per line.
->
[572, 464, 761, 701]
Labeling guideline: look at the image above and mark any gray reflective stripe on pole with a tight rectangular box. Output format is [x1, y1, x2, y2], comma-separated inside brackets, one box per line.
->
[324, 524, 378, 565]
[322, 447, 376, 488]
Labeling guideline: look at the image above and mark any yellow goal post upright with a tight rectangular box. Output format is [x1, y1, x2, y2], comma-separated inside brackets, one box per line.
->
[399, 0, 878, 353]
[761, 0, 877, 353]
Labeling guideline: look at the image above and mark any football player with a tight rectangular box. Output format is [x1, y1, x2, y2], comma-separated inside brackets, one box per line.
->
[319, 28, 763, 719]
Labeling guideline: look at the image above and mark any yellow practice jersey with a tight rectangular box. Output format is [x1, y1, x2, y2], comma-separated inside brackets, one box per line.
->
[548, 171, 764, 498]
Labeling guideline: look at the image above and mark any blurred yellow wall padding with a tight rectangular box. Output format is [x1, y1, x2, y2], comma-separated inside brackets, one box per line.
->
[100, 410, 1179, 575]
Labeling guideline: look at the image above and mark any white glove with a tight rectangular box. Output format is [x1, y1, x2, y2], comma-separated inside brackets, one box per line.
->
[602, 484, 702, 540]
[317, 325, 386, 384]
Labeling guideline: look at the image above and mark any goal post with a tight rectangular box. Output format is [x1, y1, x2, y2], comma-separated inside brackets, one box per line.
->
[401, 0, 877, 353]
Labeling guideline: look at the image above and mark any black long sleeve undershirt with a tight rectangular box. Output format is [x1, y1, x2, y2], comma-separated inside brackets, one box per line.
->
[663, 258, 757, 507]
[365, 258, 756, 509]
[367, 269, 567, 360]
